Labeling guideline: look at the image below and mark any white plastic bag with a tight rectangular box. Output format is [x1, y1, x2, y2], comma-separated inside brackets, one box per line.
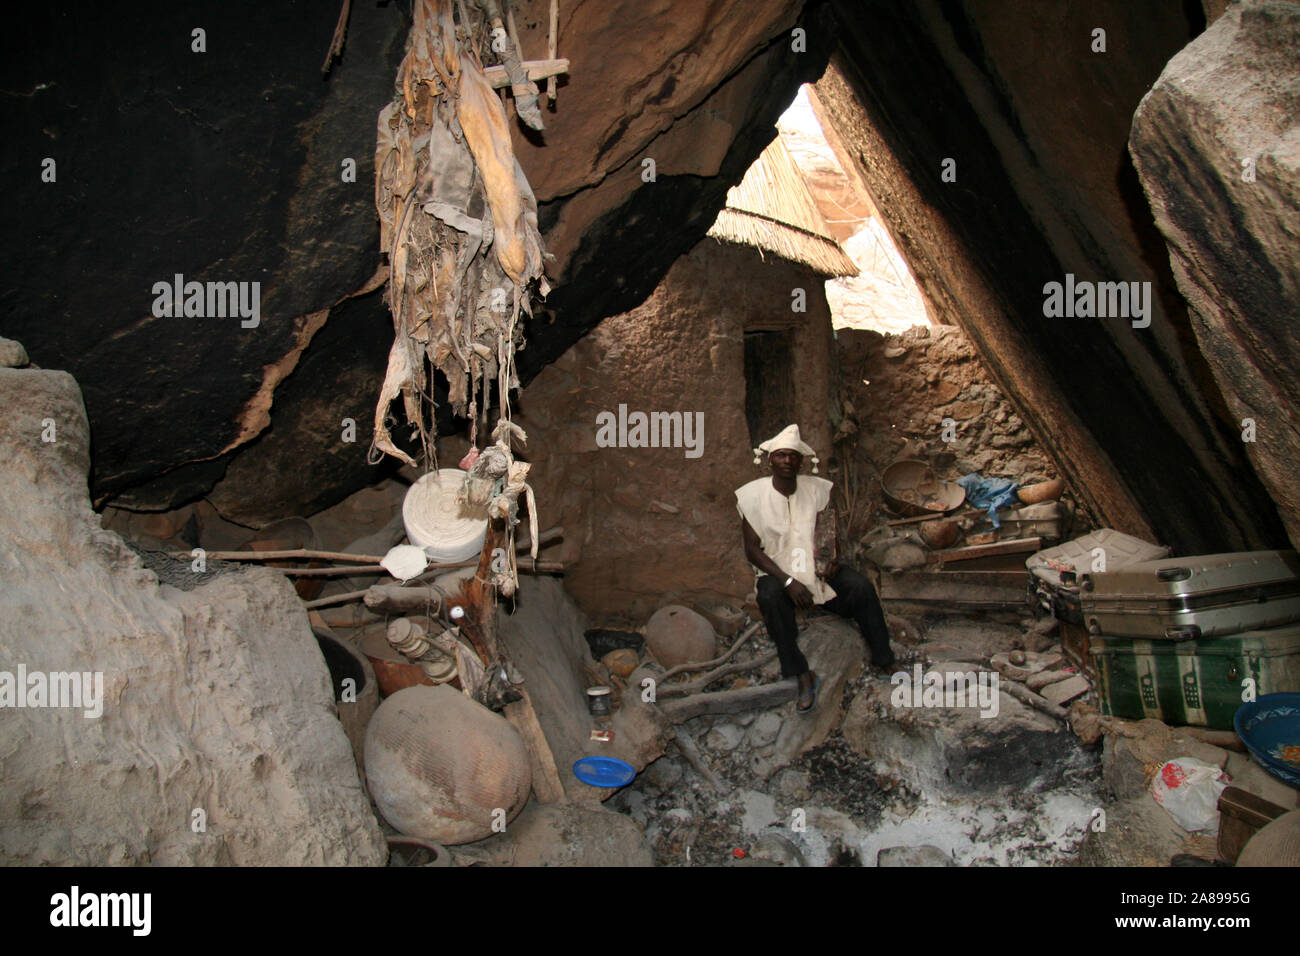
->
[1150, 757, 1230, 834]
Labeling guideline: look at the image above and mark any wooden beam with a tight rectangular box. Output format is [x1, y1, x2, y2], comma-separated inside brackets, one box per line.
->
[364, 584, 446, 614]
[671, 728, 726, 792]
[362, 562, 566, 614]
[459, 519, 506, 665]
[657, 652, 776, 698]
[936, 537, 1042, 565]
[659, 679, 798, 723]
[886, 506, 979, 527]
[169, 548, 385, 563]
[483, 58, 569, 89]
[462, 519, 567, 804]
[504, 688, 566, 803]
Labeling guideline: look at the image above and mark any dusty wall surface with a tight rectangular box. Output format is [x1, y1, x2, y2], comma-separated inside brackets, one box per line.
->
[816, 0, 1289, 555]
[0, 367, 385, 866]
[1131, 1, 1300, 550]
[515, 240, 834, 620]
[836, 325, 1059, 487]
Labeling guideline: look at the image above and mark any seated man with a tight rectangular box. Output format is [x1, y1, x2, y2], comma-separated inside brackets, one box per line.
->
[736, 424, 895, 713]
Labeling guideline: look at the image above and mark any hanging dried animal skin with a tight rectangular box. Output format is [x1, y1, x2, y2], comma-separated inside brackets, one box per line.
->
[371, 0, 546, 467]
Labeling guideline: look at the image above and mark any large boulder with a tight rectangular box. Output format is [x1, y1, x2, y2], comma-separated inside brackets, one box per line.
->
[0, 365, 386, 865]
[1130, 0, 1300, 549]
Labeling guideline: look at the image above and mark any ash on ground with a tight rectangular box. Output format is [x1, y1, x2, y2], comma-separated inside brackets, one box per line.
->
[610, 613, 1104, 867]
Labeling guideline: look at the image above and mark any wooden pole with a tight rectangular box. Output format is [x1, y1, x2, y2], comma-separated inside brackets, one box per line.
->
[547, 0, 558, 104]
[460, 517, 566, 803]
[170, 548, 386, 563]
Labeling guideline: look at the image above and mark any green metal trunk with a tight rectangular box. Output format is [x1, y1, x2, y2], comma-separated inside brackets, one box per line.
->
[1091, 626, 1300, 729]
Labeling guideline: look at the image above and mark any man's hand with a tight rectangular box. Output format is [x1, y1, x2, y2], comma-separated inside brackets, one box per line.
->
[786, 578, 814, 609]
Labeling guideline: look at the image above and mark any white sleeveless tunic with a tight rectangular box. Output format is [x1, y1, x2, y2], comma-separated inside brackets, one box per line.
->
[735, 475, 837, 604]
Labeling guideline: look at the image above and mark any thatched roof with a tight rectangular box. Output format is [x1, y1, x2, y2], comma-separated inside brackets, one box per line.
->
[707, 137, 858, 278]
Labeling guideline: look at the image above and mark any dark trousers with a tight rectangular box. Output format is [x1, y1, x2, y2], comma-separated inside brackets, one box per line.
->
[755, 566, 894, 678]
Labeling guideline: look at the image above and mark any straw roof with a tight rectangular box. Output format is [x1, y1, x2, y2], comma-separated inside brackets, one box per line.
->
[707, 136, 858, 278]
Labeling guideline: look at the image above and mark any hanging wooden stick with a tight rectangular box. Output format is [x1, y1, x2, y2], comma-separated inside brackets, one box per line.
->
[547, 0, 558, 104]
[321, 0, 353, 74]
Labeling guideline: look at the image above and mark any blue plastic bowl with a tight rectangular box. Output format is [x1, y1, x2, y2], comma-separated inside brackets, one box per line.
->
[572, 756, 636, 788]
[1234, 692, 1300, 790]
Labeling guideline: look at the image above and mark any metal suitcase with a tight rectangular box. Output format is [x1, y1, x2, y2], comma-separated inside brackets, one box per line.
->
[1026, 529, 1170, 624]
[1090, 625, 1300, 729]
[1080, 550, 1300, 641]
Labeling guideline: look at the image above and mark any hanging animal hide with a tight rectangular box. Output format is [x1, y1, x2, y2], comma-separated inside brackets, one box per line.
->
[372, 0, 546, 467]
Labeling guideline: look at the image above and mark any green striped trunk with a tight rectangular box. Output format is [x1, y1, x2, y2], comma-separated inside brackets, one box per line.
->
[1091, 626, 1300, 729]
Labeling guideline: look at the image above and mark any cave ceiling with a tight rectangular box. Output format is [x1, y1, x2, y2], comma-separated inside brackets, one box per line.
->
[0, 0, 1290, 554]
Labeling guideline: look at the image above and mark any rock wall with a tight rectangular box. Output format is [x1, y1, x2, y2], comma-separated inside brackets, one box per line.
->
[0, 0, 829, 522]
[815, 0, 1289, 555]
[0, 366, 385, 865]
[834, 325, 1072, 530]
[516, 240, 834, 620]
[1130, 0, 1300, 550]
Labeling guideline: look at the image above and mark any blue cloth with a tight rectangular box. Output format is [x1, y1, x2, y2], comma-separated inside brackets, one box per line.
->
[957, 473, 1021, 528]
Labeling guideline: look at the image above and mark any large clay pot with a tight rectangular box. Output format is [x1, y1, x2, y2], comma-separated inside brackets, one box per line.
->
[364, 685, 532, 845]
[644, 605, 716, 669]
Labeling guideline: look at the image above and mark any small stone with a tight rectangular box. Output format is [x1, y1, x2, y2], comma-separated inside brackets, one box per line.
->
[774, 769, 811, 803]
[1009, 650, 1026, 666]
[753, 831, 807, 867]
[697, 602, 746, 637]
[704, 723, 745, 752]
[747, 711, 783, 748]
[601, 648, 640, 677]
[931, 380, 960, 403]
[878, 845, 954, 867]
[879, 542, 927, 570]
[664, 807, 693, 826]
[0, 337, 29, 368]
[1041, 675, 1089, 706]
[621, 790, 647, 819]
[644, 756, 683, 791]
